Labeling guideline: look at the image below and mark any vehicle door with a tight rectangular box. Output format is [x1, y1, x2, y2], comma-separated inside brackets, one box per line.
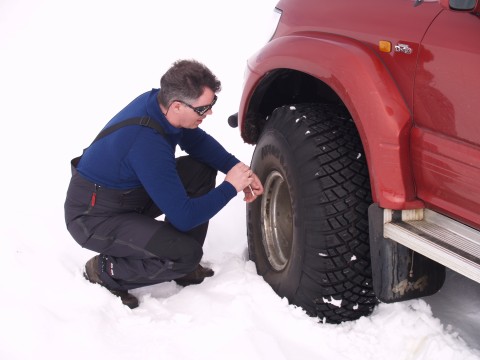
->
[411, 0, 480, 228]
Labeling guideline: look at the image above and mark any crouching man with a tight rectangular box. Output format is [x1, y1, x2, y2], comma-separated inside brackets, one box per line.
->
[64, 59, 263, 308]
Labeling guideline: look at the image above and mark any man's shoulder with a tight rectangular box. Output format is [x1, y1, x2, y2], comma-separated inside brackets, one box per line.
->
[106, 89, 158, 125]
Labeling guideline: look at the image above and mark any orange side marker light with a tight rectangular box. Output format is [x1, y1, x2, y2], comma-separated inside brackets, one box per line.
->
[379, 40, 392, 53]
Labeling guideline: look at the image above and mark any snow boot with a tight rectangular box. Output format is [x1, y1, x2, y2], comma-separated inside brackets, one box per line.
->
[174, 264, 214, 286]
[84, 255, 139, 309]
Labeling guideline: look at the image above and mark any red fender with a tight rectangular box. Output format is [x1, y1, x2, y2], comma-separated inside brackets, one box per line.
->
[239, 33, 424, 209]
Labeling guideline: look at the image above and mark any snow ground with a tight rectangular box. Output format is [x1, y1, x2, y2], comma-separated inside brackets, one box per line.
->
[426, 269, 480, 350]
[0, 0, 479, 358]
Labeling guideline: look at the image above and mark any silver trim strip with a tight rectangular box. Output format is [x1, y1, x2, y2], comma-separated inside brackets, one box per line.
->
[384, 209, 480, 283]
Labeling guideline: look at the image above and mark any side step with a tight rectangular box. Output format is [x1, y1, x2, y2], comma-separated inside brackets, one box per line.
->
[384, 209, 480, 284]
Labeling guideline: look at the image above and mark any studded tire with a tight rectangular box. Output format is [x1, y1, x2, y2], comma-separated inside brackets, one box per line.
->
[247, 103, 378, 323]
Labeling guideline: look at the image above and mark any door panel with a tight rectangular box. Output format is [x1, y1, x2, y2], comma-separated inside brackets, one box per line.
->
[412, 9, 480, 228]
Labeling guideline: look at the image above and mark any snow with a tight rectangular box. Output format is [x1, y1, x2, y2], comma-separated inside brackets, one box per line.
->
[1, 0, 479, 359]
[323, 296, 343, 308]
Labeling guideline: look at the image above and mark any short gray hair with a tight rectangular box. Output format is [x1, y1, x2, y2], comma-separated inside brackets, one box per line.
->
[157, 59, 221, 107]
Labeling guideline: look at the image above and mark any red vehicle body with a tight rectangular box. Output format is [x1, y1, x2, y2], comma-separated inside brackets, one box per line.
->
[230, 0, 480, 322]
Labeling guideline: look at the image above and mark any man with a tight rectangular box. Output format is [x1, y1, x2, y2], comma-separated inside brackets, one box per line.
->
[64, 59, 263, 309]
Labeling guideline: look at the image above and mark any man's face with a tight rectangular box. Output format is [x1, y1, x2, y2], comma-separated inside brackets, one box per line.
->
[177, 87, 216, 129]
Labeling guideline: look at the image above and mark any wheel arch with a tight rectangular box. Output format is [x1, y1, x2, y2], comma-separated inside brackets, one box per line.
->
[239, 33, 423, 209]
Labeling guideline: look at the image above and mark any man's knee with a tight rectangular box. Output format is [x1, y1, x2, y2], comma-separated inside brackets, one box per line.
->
[176, 156, 217, 197]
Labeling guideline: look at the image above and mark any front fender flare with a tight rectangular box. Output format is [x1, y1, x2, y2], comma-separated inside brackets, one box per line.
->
[240, 33, 423, 209]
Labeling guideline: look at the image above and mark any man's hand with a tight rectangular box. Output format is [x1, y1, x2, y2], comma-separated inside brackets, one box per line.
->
[242, 172, 263, 203]
[225, 162, 264, 202]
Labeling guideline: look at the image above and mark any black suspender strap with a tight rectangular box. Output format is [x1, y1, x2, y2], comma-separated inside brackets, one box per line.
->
[91, 116, 166, 144]
[71, 116, 167, 171]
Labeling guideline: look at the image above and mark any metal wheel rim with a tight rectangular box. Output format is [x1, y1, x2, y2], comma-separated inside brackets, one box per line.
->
[260, 170, 293, 271]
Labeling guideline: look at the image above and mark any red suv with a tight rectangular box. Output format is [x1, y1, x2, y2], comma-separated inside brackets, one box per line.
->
[229, 0, 480, 323]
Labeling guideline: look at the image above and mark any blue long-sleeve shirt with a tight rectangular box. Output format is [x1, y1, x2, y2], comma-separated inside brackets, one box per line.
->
[77, 89, 239, 231]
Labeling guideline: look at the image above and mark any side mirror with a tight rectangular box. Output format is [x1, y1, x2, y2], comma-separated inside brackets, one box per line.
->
[439, 0, 478, 11]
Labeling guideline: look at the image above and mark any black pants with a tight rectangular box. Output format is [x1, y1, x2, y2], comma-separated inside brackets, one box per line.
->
[64, 156, 217, 291]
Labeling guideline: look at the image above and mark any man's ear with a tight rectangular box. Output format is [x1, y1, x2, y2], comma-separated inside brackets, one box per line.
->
[172, 101, 182, 113]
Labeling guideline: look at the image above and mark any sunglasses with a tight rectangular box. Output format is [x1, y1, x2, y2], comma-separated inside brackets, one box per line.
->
[175, 95, 217, 116]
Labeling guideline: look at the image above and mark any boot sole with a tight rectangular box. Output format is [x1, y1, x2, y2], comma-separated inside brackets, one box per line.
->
[83, 270, 139, 309]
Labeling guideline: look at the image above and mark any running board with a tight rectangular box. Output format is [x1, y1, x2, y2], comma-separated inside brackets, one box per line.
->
[383, 209, 480, 284]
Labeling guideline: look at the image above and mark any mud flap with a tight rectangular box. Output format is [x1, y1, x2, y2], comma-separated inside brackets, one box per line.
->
[368, 203, 445, 303]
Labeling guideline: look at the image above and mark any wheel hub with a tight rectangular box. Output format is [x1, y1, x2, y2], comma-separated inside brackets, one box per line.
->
[261, 170, 293, 271]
